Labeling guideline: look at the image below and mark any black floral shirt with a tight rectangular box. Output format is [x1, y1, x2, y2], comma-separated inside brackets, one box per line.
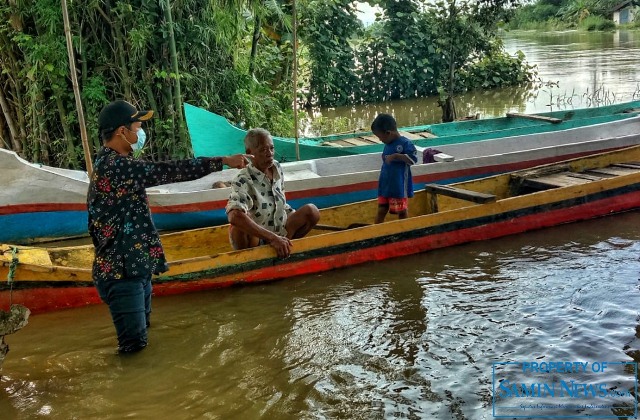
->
[87, 147, 223, 282]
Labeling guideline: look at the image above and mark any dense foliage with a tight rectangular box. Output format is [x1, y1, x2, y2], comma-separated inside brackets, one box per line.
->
[0, 0, 533, 167]
[0, 0, 295, 167]
[507, 0, 639, 30]
[301, 0, 535, 120]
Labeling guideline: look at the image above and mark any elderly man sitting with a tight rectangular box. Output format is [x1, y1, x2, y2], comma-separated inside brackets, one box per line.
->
[226, 128, 320, 258]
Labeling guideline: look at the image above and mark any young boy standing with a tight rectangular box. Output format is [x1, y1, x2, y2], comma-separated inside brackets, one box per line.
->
[371, 114, 418, 223]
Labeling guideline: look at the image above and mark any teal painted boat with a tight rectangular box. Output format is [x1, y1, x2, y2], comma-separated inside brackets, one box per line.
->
[185, 101, 640, 161]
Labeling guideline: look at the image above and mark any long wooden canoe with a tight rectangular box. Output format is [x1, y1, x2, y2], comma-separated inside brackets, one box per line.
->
[185, 100, 640, 160]
[4, 144, 640, 313]
[2, 116, 640, 244]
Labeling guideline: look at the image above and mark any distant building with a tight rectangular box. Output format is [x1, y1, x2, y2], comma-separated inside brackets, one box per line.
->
[612, 0, 639, 24]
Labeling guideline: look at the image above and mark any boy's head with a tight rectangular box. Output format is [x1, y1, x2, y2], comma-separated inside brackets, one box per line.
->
[371, 113, 399, 144]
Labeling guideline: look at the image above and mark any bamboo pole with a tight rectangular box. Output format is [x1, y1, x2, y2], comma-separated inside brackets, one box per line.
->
[61, 0, 92, 175]
[163, 0, 186, 149]
[292, 0, 300, 161]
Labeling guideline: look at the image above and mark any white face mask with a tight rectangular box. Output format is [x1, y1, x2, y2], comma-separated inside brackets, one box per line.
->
[131, 128, 146, 151]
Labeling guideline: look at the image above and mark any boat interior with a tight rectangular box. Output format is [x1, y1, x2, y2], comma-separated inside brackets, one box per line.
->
[3, 147, 640, 271]
[315, 108, 640, 148]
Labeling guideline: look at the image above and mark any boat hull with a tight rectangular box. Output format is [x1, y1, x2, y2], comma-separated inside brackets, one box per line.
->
[2, 115, 640, 244]
[3, 145, 640, 313]
[186, 101, 640, 160]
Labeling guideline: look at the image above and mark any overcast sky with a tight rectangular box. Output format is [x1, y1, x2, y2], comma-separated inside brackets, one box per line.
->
[355, 2, 380, 25]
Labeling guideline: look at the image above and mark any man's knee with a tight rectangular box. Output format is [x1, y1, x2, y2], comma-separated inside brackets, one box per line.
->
[301, 204, 320, 225]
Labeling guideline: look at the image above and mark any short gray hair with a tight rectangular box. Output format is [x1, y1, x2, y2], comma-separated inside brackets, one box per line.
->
[244, 128, 271, 149]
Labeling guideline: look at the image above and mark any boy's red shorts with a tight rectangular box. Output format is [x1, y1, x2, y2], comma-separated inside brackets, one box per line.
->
[377, 197, 408, 214]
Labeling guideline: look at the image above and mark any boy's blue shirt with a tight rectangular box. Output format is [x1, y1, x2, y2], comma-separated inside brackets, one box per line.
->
[378, 136, 418, 199]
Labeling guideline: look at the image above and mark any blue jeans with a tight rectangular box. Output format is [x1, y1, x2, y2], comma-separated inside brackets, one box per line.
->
[95, 274, 152, 353]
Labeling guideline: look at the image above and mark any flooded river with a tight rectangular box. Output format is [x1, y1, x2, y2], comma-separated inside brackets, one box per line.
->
[2, 211, 639, 419]
[1, 31, 640, 419]
[306, 30, 640, 134]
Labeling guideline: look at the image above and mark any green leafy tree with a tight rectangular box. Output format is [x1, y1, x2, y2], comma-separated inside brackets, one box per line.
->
[299, 0, 361, 107]
[354, 0, 439, 103]
[426, 0, 525, 121]
[0, 0, 297, 167]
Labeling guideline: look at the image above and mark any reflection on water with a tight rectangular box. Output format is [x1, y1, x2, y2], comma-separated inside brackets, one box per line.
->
[2, 211, 640, 419]
[305, 30, 640, 134]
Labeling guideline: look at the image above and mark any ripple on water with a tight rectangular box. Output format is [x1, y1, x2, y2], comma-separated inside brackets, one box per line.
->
[2, 213, 640, 418]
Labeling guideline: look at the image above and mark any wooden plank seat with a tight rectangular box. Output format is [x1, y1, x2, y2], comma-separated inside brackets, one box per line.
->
[321, 141, 344, 147]
[415, 131, 438, 139]
[528, 173, 594, 188]
[321, 139, 359, 147]
[321, 129, 438, 147]
[321, 135, 381, 147]
[511, 170, 592, 193]
[399, 131, 423, 140]
[590, 165, 640, 176]
[565, 172, 604, 181]
[506, 112, 563, 124]
[512, 162, 640, 193]
[584, 167, 635, 177]
[341, 137, 372, 146]
[359, 135, 383, 144]
[425, 183, 496, 212]
[612, 163, 640, 170]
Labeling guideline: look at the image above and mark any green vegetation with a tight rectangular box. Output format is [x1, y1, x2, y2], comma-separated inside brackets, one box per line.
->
[506, 0, 636, 30]
[0, 0, 535, 168]
[579, 15, 617, 30]
[302, 0, 535, 121]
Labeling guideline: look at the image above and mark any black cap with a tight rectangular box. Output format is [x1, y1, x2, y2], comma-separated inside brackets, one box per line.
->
[98, 100, 154, 132]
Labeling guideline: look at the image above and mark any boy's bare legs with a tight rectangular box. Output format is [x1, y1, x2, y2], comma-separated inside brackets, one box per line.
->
[397, 209, 408, 220]
[375, 205, 389, 224]
[286, 204, 320, 239]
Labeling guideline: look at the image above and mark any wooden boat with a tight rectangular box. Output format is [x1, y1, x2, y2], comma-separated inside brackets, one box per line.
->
[2, 116, 640, 244]
[185, 100, 640, 160]
[4, 144, 640, 314]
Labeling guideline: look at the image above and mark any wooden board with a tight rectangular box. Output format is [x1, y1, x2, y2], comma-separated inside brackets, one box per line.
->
[425, 184, 496, 203]
[531, 173, 593, 187]
[586, 167, 638, 177]
[525, 163, 640, 188]
[415, 131, 438, 139]
[506, 112, 563, 124]
[613, 163, 640, 170]
[0, 246, 52, 267]
[399, 131, 423, 140]
[340, 137, 372, 146]
[597, 165, 640, 175]
[359, 135, 383, 144]
[565, 172, 604, 181]
[320, 141, 344, 147]
[320, 135, 379, 147]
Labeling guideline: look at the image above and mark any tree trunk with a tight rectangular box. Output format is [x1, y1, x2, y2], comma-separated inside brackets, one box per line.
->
[0, 111, 10, 150]
[249, 16, 261, 76]
[439, 96, 457, 123]
[0, 86, 21, 153]
[163, 0, 186, 150]
[0, 31, 29, 152]
[54, 89, 79, 168]
[29, 89, 50, 165]
[113, 21, 132, 99]
[163, 83, 175, 158]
